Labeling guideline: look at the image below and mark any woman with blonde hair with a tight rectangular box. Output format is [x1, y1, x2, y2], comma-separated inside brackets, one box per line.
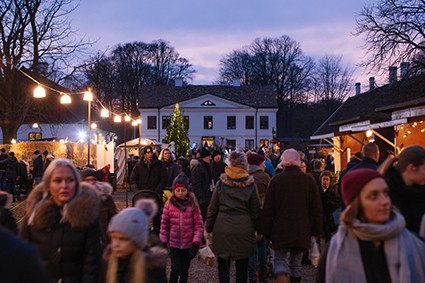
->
[316, 168, 425, 283]
[20, 158, 102, 283]
[378, 145, 425, 234]
[159, 148, 180, 189]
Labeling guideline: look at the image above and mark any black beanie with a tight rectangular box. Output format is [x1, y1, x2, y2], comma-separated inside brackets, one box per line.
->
[200, 147, 212, 158]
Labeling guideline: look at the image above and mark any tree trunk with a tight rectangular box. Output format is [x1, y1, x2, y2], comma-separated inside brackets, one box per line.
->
[1, 119, 19, 144]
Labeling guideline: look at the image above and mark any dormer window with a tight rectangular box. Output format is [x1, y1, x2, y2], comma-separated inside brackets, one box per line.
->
[201, 100, 216, 106]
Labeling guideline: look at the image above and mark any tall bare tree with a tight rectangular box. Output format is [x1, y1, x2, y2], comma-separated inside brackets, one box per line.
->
[355, 0, 425, 75]
[0, 0, 89, 143]
[311, 54, 353, 104]
[84, 40, 195, 117]
[218, 35, 314, 106]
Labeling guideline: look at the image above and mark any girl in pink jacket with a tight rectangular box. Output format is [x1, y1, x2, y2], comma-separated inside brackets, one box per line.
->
[160, 173, 204, 283]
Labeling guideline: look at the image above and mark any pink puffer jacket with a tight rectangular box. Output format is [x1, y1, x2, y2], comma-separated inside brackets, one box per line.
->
[160, 200, 204, 249]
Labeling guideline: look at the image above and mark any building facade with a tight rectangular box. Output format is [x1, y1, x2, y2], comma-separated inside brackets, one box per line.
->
[139, 84, 278, 149]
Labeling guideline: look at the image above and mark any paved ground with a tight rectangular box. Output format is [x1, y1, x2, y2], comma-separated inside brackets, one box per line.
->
[9, 188, 317, 283]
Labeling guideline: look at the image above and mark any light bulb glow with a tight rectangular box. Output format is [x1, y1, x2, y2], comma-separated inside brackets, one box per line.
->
[83, 90, 93, 101]
[124, 115, 131, 122]
[34, 85, 46, 98]
[114, 115, 122, 123]
[100, 109, 109, 118]
[60, 93, 71, 104]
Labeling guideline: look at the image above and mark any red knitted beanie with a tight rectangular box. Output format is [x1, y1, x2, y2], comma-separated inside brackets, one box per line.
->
[248, 153, 265, 166]
[341, 168, 383, 205]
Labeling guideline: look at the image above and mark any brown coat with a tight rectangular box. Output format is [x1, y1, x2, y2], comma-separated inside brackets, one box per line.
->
[261, 166, 323, 250]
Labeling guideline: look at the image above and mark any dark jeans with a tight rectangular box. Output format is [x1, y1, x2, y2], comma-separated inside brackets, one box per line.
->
[169, 247, 191, 283]
[6, 179, 16, 196]
[0, 170, 6, 191]
[248, 237, 267, 279]
[217, 256, 249, 283]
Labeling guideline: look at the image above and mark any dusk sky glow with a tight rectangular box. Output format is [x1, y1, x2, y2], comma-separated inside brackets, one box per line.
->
[70, 0, 379, 90]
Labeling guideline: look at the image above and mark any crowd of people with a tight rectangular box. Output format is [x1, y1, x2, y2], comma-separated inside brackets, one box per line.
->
[0, 143, 424, 283]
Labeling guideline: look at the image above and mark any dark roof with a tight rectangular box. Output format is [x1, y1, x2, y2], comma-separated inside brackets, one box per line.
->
[312, 73, 425, 137]
[139, 85, 277, 108]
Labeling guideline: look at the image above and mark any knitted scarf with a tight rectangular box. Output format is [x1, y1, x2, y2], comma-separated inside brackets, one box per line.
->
[326, 210, 425, 283]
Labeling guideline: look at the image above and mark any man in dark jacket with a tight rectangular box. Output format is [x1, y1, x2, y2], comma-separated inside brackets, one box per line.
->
[0, 228, 51, 283]
[211, 150, 226, 184]
[191, 147, 213, 220]
[261, 149, 323, 283]
[32, 150, 44, 185]
[349, 142, 380, 171]
[130, 146, 167, 235]
[0, 148, 8, 191]
[0, 152, 19, 201]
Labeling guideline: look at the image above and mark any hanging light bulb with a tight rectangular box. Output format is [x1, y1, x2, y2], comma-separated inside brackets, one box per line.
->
[136, 118, 142, 124]
[33, 85, 46, 98]
[60, 93, 71, 104]
[366, 130, 373, 138]
[83, 90, 93, 101]
[124, 115, 131, 122]
[91, 123, 97, 129]
[100, 108, 109, 118]
[131, 121, 138, 126]
[114, 115, 122, 123]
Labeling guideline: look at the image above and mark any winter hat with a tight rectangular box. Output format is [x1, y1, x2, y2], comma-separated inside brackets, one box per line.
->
[200, 147, 212, 158]
[103, 164, 111, 171]
[142, 146, 153, 155]
[228, 150, 248, 170]
[341, 168, 383, 205]
[212, 150, 221, 158]
[80, 169, 100, 181]
[108, 208, 150, 249]
[247, 153, 265, 166]
[281, 148, 301, 167]
[134, 198, 158, 221]
[33, 150, 40, 155]
[172, 173, 190, 191]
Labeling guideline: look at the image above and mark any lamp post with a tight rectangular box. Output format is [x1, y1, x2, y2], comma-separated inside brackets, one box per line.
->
[84, 90, 93, 166]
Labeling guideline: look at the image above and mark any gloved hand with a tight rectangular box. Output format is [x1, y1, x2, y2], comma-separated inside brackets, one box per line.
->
[189, 243, 199, 259]
[203, 231, 213, 245]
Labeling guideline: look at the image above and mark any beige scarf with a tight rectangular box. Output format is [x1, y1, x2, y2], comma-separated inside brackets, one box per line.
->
[326, 210, 425, 283]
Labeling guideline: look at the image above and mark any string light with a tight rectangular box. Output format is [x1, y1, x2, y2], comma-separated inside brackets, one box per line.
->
[33, 85, 46, 98]
[60, 93, 71, 104]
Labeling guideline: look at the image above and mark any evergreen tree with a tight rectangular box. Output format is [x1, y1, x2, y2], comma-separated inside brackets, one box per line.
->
[164, 104, 190, 156]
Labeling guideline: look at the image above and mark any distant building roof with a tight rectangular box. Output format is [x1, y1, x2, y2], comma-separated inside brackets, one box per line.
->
[139, 85, 277, 108]
[312, 73, 425, 138]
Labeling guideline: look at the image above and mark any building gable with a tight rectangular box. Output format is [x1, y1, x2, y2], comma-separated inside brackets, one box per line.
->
[162, 94, 254, 110]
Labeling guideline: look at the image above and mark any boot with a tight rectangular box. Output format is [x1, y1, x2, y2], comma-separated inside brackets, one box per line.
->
[290, 276, 301, 283]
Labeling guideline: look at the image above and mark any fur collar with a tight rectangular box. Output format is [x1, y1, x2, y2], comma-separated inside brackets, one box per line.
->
[146, 246, 168, 269]
[220, 167, 254, 187]
[25, 182, 100, 230]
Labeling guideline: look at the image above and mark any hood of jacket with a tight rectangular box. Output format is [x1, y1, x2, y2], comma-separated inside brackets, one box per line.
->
[220, 166, 254, 187]
[248, 164, 262, 174]
[93, 181, 113, 200]
[25, 182, 100, 230]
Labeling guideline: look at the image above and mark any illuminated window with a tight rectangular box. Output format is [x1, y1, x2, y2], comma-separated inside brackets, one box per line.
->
[204, 116, 213, 129]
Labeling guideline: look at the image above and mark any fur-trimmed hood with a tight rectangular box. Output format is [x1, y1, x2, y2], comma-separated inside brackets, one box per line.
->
[145, 246, 168, 269]
[93, 181, 113, 200]
[25, 182, 100, 230]
[220, 166, 254, 187]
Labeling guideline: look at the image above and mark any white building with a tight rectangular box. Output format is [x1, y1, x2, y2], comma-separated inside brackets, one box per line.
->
[139, 83, 278, 149]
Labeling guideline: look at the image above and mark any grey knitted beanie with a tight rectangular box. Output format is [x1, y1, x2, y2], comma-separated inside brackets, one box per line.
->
[108, 208, 149, 249]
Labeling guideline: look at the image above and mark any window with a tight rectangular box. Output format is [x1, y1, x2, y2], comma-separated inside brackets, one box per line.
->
[184, 116, 190, 129]
[227, 116, 236, 130]
[162, 116, 171, 130]
[260, 116, 269, 129]
[204, 116, 213, 129]
[227, 139, 236, 148]
[245, 116, 254, 129]
[147, 116, 157, 130]
[245, 139, 254, 149]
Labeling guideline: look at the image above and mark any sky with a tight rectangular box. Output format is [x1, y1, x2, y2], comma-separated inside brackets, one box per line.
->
[70, 0, 378, 91]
